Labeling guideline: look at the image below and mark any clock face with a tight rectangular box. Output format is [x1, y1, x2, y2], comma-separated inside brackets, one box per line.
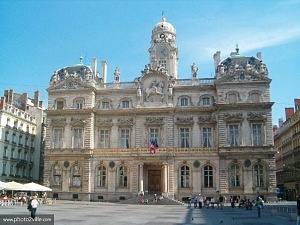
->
[157, 46, 168, 57]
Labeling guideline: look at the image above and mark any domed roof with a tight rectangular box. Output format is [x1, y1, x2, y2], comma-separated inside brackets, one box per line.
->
[152, 17, 176, 35]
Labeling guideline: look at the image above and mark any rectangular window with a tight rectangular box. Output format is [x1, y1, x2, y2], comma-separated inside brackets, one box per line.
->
[10, 164, 14, 175]
[54, 129, 63, 148]
[12, 133, 16, 143]
[229, 124, 239, 146]
[76, 102, 83, 109]
[102, 102, 109, 109]
[10, 148, 14, 159]
[122, 101, 130, 108]
[252, 124, 263, 146]
[202, 128, 212, 147]
[5, 131, 9, 141]
[99, 130, 110, 148]
[120, 129, 130, 148]
[2, 163, 7, 175]
[159, 60, 166, 68]
[56, 101, 64, 109]
[202, 97, 210, 106]
[149, 128, 159, 142]
[180, 128, 190, 148]
[73, 128, 83, 148]
[3, 147, 7, 157]
[180, 98, 188, 106]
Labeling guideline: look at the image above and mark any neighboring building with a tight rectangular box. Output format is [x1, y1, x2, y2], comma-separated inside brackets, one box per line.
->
[44, 17, 276, 202]
[0, 89, 45, 183]
[274, 99, 300, 201]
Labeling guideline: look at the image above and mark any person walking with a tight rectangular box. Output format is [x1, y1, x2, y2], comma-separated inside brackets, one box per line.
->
[193, 196, 198, 208]
[219, 195, 224, 210]
[188, 197, 192, 208]
[30, 195, 39, 219]
[255, 197, 263, 218]
[297, 193, 300, 225]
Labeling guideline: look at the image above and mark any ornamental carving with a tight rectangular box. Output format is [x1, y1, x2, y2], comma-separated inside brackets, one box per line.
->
[247, 112, 267, 121]
[51, 118, 67, 127]
[175, 117, 194, 125]
[70, 118, 87, 126]
[116, 118, 134, 126]
[198, 115, 216, 124]
[145, 117, 164, 126]
[96, 119, 113, 127]
[224, 113, 244, 122]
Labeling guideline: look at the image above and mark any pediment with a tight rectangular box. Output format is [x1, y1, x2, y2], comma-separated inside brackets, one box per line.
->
[48, 77, 93, 91]
[50, 118, 67, 127]
[116, 118, 134, 127]
[144, 117, 164, 126]
[224, 113, 244, 122]
[198, 115, 217, 124]
[175, 117, 194, 125]
[247, 112, 267, 121]
[96, 119, 113, 127]
[70, 118, 87, 126]
[216, 71, 271, 84]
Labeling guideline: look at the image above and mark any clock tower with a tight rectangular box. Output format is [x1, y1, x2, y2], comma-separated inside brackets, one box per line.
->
[149, 17, 179, 78]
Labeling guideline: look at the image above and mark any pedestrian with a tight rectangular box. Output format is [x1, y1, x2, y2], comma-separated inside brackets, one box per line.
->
[211, 196, 215, 209]
[153, 194, 157, 202]
[198, 194, 203, 208]
[255, 197, 263, 218]
[188, 197, 192, 208]
[30, 195, 39, 219]
[193, 196, 198, 208]
[297, 193, 300, 225]
[219, 195, 224, 209]
[230, 196, 235, 208]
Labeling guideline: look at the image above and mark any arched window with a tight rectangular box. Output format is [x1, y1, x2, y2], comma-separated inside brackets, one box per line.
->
[71, 165, 81, 186]
[230, 164, 241, 187]
[97, 166, 107, 187]
[118, 166, 128, 188]
[253, 164, 264, 187]
[203, 165, 213, 188]
[180, 166, 190, 188]
[52, 165, 61, 186]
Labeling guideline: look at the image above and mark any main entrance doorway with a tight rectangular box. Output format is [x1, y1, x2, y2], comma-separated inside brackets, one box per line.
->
[148, 170, 161, 193]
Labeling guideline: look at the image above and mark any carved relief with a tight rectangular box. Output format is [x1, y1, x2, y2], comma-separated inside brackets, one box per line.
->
[198, 115, 217, 124]
[247, 112, 267, 121]
[175, 117, 194, 125]
[144, 80, 165, 102]
[116, 118, 134, 126]
[224, 113, 244, 122]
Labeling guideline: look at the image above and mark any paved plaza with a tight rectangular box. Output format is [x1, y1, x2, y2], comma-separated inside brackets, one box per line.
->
[0, 200, 298, 225]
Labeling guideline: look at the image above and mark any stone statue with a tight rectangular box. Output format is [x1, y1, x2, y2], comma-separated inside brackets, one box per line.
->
[191, 63, 198, 78]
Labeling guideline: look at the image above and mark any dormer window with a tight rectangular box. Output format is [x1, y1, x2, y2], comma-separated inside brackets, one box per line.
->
[202, 97, 210, 106]
[102, 102, 110, 109]
[56, 100, 64, 109]
[122, 100, 130, 109]
[74, 98, 84, 109]
[180, 98, 188, 106]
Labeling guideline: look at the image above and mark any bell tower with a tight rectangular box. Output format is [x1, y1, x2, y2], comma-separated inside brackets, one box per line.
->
[149, 17, 179, 78]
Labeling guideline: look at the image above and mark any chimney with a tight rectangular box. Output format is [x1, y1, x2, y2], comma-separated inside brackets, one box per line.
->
[294, 98, 300, 111]
[34, 90, 40, 107]
[22, 92, 28, 111]
[285, 107, 294, 120]
[213, 51, 221, 72]
[0, 96, 6, 110]
[101, 60, 108, 83]
[278, 118, 283, 127]
[256, 52, 262, 60]
[5, 89, 14, 105]
[93, 58, 98, 78]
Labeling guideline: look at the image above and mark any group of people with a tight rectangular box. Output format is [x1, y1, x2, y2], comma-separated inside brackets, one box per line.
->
[188, 195, 225, 210]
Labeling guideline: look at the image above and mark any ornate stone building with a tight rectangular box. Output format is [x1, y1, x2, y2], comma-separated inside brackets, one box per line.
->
[44, 17, 276, 202]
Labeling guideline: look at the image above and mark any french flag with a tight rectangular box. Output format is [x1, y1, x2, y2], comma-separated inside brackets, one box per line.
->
[149, 139, 158, 154]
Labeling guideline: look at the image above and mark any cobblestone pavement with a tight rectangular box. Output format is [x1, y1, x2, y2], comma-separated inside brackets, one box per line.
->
[0, 200, 298, 225]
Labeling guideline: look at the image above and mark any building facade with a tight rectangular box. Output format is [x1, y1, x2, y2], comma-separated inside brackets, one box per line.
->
[44, 17, 276, 202]
[274, 99, 300, 201]
[0, 89, 45, 183]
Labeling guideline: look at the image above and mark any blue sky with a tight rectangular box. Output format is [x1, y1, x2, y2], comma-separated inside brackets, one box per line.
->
[1, 0, 299, 125]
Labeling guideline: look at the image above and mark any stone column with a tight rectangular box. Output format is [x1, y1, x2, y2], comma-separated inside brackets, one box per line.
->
[162, 162, 168, 194]
[139, 164, 144, 193]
